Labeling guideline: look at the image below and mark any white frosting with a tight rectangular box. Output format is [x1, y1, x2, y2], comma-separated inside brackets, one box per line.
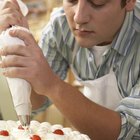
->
[6, 120, 18, 131]
[45, 133, 68, 140]
[11, 128, 30, 139]
[40, 122, 51, 129]
[0, 120, 91, 140]
[29, 120, 41, 133]
[0, 135, 14, 140]
[0, 121, 7, 130]
[51, 124, 63, 132]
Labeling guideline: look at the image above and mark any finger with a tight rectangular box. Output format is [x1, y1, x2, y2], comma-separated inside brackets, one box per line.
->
[0, 45, 30, 57]
[0, 47, 7, 56]
[0, 61, 3, 68]
[9, 28, 36, 47]
[22, 16, 29, 29]
[1, 55, 29, 68]
[2, 67, 28, 79]
[0, 11, 24, 30]
[0, 67, 7, 75]
[1, 0, 20, 11]
[0, 15, 22, 28]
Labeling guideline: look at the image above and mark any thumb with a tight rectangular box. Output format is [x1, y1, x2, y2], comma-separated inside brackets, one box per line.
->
[9, 27, 35, 46]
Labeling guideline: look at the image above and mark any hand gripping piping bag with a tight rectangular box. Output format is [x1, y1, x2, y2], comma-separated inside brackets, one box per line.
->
[0, 0, 31, 126]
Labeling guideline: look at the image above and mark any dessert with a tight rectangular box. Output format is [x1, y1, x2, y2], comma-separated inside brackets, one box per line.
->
[0, 120, 91, 140]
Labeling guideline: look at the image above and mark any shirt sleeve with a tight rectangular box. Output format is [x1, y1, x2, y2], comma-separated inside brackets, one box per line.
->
[116, 78, 140, 139]
[31, 97, 52, 117]
[39, 20, 69, 80]
[32, 13, 69, 115]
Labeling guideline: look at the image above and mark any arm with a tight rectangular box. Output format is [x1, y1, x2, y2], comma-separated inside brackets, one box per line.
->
[47, 77, 122, 140]
[29, 65, 140, 140]
[31, 89, 47, 110]
[31, 89, 53, 117]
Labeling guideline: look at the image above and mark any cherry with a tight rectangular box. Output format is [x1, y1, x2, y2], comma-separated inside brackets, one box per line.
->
[0, 130, 9, 136]
[53, 129, 64, 135]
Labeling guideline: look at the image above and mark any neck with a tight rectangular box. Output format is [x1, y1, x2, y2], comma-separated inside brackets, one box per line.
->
[97, 41, 112, 46]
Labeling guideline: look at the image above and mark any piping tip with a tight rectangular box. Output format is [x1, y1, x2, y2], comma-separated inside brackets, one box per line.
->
[18, 115, 30, 126]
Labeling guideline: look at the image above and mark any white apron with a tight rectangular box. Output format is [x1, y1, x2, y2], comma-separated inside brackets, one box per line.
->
[70, 47, 123, 110]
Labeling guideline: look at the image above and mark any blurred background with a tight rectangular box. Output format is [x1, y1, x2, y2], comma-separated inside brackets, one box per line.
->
[24, 0, 62, 41]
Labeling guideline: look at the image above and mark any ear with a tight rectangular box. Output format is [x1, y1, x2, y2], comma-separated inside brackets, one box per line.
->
[125, 0, 136, 11]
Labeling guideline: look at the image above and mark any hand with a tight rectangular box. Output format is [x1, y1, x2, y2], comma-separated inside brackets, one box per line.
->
[0, 0, 28, 33]
[0, 28, 59, 96]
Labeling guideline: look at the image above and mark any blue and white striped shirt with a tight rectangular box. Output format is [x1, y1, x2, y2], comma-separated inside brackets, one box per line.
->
[39, 3, 140, 139]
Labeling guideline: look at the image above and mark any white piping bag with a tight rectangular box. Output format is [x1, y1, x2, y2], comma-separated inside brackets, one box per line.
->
[0, 0, 31, 126]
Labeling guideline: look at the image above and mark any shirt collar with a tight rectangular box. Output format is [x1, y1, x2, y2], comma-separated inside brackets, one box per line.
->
[111, 10, 134, 56]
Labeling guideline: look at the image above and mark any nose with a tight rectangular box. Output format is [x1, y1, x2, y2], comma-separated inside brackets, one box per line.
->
[74, 1, 90, 25]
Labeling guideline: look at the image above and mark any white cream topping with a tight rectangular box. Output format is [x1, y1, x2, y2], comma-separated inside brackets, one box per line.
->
[11, 128, 30, 138]
[6, 121, 18, 131]
[0, 120, 91, 140]
[29, 120, 40, 133]
[51, 124, 63, 132]
[0, 120, 7, 130]
[0, 135, 14, 140]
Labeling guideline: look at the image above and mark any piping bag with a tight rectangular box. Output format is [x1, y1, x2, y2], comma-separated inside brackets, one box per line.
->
[0, 0, 31, 126]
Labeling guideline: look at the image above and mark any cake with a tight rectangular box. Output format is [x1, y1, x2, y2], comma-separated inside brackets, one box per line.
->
[0, 120, 90, 140]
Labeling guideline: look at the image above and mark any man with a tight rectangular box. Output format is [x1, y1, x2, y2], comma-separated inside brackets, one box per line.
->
[0, 0, 140, 139]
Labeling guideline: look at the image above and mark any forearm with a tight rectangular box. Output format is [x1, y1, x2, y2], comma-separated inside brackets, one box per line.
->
[47, 78, 121, 140]
[31, 89, 47, 110]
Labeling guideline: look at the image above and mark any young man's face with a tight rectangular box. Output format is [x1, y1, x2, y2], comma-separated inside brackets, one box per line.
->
[63, 0, 131, 47]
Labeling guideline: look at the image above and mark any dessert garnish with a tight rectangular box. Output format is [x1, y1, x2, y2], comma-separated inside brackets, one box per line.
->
[53, 129, 64, 135]
[0, 130, 9, 136]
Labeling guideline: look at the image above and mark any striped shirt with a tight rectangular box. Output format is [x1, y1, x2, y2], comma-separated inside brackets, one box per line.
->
[39, 3, 140, 140]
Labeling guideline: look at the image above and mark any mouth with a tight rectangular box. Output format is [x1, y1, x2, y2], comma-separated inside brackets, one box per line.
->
[74, 28, 95, 36]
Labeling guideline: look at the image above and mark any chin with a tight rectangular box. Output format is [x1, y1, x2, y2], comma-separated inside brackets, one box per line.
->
[76, 40, 95, 48]
[80, 44, 93, 48]
[76, 38, 112, 48]
[75, 36, 99, 48]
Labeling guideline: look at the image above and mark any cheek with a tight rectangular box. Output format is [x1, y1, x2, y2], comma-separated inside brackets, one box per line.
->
[63, 7, 74, 28]
[95, 11, 122, 31]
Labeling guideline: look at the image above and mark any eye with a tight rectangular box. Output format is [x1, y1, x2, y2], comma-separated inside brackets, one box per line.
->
[92, 3, 105, 8]
[66, 0, 78, 3]
[88, 1, 105, 8]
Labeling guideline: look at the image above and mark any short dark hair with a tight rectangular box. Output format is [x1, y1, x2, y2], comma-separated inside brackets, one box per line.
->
[121, 0, 127, 8]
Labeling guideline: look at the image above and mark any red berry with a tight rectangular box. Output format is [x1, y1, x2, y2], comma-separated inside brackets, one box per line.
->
[53, 129, 64, 135]
[30, 135, 41, 140]
[18, 125, 24, 130]
[0, 130, 9, 136]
